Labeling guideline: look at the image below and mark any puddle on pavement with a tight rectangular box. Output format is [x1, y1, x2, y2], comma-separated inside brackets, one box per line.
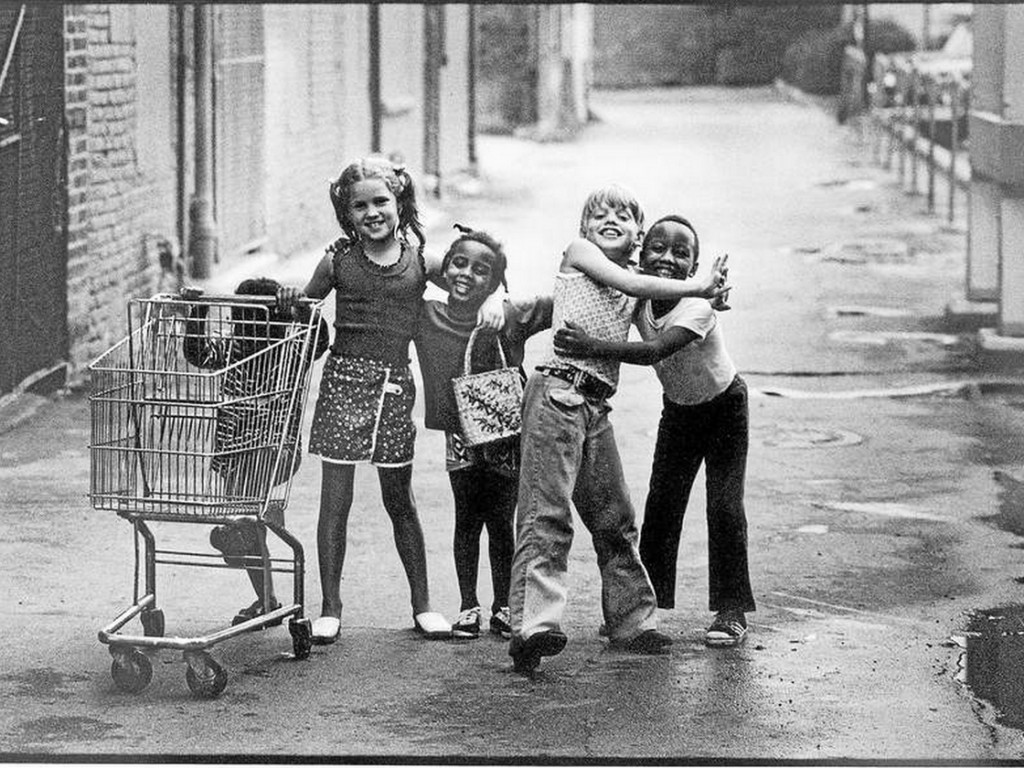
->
[816, 178, 879, 191]
[821, 238, 912, 265]
[16, 715, 121, 744]
[796, 524, 829, 534]
[759, 425, 863, 449]
[828, 330, 961, 348]
[814, 500, 948, 523]
[958, 605, 1024, 732]
[829, 305, 913, 318]
[0, 667, 91, 697]
[988, 471, 1024, 538]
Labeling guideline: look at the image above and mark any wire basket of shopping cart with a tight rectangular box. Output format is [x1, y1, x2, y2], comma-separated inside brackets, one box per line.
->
[90, 291, 324, 698]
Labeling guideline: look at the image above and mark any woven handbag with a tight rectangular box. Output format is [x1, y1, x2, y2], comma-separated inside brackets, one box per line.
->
[452, 327, 523, 448]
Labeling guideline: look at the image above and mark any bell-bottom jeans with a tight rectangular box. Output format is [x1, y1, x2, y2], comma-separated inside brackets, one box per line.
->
[639, 374, 755, 613]
[509, 372, 659, 643]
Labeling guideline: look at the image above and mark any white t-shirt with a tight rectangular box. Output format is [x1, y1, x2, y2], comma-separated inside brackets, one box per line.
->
[635, 298, 737, 406]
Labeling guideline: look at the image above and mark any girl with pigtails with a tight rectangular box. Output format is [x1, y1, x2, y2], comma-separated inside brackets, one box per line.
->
[278, 156, 504, 644]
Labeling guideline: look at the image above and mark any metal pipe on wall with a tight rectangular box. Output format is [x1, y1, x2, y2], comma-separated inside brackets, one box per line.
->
[188, 3, 217, 279]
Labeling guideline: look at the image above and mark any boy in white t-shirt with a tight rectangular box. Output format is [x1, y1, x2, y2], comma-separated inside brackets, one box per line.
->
[554, 214, 754, 647]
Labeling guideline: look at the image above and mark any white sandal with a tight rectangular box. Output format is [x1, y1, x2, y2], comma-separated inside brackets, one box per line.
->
[311, 616, 340, 645]
[413, 611, 452, 639]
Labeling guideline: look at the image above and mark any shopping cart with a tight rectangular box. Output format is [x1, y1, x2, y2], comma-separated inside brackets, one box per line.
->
[90, 291, 324, 698]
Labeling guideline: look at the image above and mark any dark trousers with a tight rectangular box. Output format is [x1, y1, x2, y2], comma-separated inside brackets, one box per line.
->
[449, 465, 518, 612]
[638, 375, 755, 613]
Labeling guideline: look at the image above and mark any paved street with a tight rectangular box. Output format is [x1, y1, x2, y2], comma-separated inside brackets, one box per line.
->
[3, 86, 1024, 761]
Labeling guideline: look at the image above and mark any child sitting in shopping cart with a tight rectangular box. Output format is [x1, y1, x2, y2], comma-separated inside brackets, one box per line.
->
[183, 277, 329, 627]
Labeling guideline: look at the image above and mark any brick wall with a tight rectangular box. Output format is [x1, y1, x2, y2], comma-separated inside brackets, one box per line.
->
[63, 5, 175, 381]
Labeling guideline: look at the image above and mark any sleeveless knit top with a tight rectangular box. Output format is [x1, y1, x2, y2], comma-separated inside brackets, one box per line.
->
[328, 237, 426, 366]
[539, 270, 637, 389]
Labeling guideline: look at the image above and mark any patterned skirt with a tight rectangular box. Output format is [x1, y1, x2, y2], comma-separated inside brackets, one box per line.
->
[309, 354, 416, 467]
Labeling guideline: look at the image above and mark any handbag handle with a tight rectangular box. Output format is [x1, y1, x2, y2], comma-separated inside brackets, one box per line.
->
[463, 326, 508, 375]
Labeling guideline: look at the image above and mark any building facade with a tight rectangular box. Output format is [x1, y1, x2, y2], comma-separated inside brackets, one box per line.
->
[475, 4, 592, 138]
[967, 5, 1024, 344]
[0, 3, 477, 395]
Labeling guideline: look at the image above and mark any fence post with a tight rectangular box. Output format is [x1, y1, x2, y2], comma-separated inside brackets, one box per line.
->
[897, 67, 907, 185]
[927, 75, 936, 212]
[883, 72, 895, 171]
[871, 56, 886, 167]
[948, 77, 959, 224]
[910, 67, 921, 195]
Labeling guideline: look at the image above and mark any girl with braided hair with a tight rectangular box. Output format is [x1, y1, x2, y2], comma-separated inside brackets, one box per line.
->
[278, 157, 504, 644]
[414, 225, 552, 639]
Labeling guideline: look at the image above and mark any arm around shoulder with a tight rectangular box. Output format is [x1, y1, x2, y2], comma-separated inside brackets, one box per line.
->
[565, 239, 725, 301]
[554, 321, 698, 365]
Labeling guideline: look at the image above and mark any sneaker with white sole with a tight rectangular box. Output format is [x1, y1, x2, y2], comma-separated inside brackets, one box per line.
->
[489, 606, 512, 639]
[452, 606, 481, 638]
[705, 610, 747, 647]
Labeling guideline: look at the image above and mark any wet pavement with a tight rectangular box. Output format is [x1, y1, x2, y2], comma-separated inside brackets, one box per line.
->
[4, 85, 1024, 761]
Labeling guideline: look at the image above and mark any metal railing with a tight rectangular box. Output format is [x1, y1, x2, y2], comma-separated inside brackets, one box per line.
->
[864, 50, 971, 223]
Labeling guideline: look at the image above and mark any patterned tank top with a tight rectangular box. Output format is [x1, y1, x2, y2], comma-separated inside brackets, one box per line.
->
[328, 237, 426, 365]
[539, 270, 637, 389]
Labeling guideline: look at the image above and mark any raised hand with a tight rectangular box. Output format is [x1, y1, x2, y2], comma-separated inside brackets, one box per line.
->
[696, 253, 731, 300]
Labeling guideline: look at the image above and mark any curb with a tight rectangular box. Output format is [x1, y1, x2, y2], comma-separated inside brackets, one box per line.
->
[773, 78, 839, 117]
[0, 391, 49, 436]
[977, 328, 1024, 369]
[753, 378, 1024, 401]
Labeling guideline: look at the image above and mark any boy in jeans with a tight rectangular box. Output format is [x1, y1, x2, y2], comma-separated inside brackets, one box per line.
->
[508, 187, 729, 674]
[554, 214, 753, 647]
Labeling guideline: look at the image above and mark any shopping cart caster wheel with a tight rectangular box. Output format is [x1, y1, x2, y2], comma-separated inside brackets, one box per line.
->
[110, 648, 153, 694]
[141, 608, 165, 637]
[184, 652, 227, 699]
[289, 617, 312, 660]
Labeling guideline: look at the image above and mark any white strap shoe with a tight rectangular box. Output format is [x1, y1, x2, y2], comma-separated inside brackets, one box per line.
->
[413, 611, 452, 639]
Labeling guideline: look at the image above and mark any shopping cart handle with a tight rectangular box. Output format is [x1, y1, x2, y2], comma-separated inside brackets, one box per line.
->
[157, 291, 320, 308]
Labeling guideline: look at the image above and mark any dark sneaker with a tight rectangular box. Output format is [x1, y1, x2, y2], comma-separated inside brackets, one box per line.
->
[509, 630, 567, 675]
[232, 598, 284, 628]
[611, 628, 673, 654]
[452, 606, 481, 639]
[705, 610, 747, 647]
[489, 606, 512, 639]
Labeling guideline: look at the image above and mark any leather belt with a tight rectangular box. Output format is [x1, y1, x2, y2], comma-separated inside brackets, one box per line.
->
[537, 365, 615, 400]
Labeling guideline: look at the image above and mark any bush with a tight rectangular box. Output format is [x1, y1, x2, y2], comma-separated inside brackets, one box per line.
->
[781, 17, 915, 96]
[865, 18, 916, 56]
[716, 30, 789, 85]
[782, 26, 850, 95]
[711, 5, 843, 85]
